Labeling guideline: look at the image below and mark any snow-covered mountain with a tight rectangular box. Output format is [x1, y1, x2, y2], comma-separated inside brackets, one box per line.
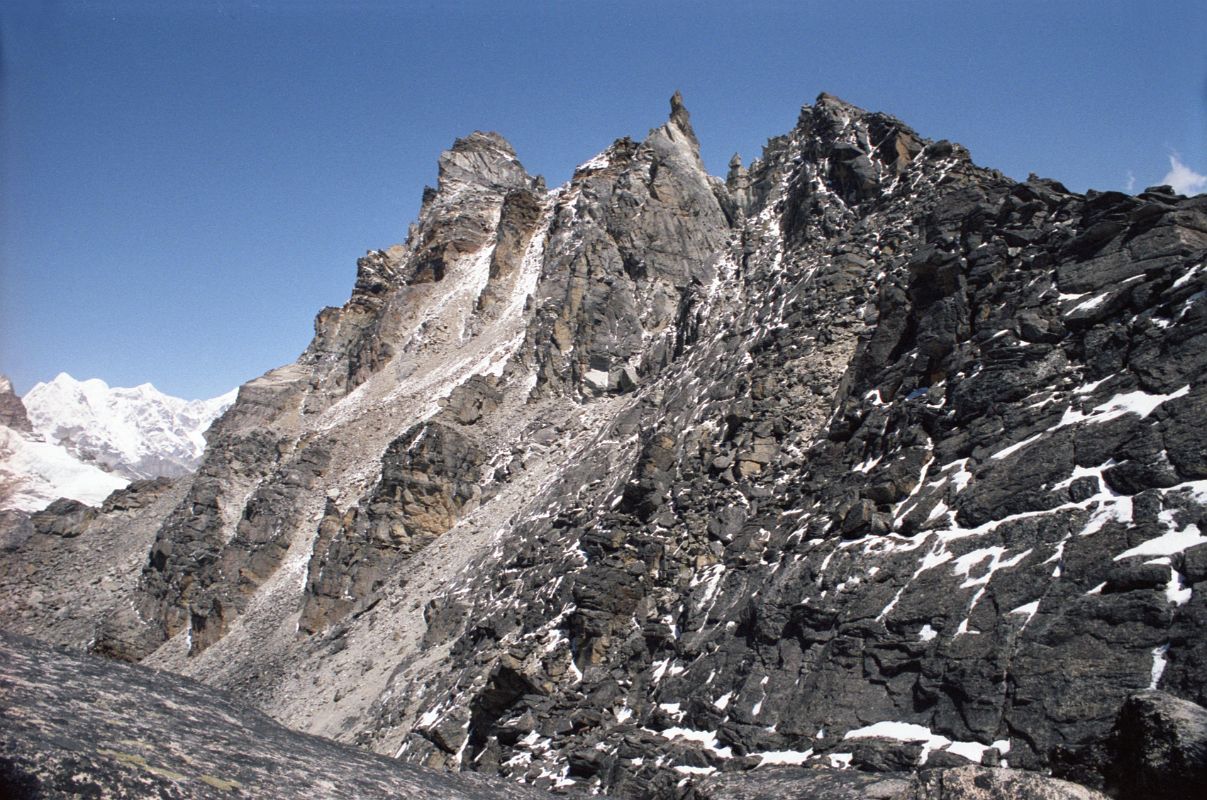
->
[0, 375, 128, 512]
[22, 373, 236, 481]
[0, 425, 129, 512]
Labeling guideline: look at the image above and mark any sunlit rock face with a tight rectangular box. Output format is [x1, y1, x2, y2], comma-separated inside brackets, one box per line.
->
[2, 93, 1205, 800]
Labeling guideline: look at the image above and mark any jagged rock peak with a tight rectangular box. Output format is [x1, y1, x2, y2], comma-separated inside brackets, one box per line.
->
[0, 375, 32, 433]
[800, 91, 919, 144]
[758, 90, 932, 210]
[434, 130, 531, 196]
[5, 92, 1206, 800]
[806, 91, 902, 133]
[663, 89, 700, 152]
[813, 90, 862, 113]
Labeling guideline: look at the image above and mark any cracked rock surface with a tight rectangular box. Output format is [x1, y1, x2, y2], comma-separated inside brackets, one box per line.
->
[0, 631, 547, 799]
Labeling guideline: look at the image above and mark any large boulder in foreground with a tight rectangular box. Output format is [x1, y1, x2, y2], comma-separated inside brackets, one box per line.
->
[1104, 690, 1207, 799]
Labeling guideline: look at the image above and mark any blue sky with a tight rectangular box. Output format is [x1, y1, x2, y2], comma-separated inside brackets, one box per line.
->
[3, 1, 1205, 399]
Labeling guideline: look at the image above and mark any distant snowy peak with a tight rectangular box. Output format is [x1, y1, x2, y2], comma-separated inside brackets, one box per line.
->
[22, 373, 236, 481]
[0, 426, 127, 512]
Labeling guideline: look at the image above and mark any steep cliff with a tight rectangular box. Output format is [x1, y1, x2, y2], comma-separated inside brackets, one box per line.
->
[2, 94, 1204, 799]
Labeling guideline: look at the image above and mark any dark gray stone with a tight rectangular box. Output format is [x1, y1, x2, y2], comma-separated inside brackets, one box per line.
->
[0, 375, 32, 432]
[1104, 691, 1207, 799]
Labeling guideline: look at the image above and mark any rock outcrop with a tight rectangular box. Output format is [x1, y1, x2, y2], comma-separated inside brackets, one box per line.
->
[1, 93, 1204, 799]
[693, 764, 1108, 800]
[0, 376, 32, 433]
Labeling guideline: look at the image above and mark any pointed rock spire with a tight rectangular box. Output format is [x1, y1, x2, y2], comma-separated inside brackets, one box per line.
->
[726, 153, 751, 216]
[726, 153, 748, 182]
[668, 90, 700, 151]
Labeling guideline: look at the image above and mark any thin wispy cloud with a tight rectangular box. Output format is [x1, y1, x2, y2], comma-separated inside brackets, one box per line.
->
[1162, 154, 1207, 196]
[1125, 171, 1136, 193]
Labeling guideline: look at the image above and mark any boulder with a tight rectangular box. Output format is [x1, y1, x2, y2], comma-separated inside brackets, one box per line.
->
[1104, 691, 1207, 799]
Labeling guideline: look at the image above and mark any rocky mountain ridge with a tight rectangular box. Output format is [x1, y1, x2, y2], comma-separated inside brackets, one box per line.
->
[1, 93, 1204, 799]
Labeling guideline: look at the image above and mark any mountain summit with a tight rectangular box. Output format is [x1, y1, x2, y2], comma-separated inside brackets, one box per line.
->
[1, 374, 234, 514]
[1, 375, 126, 512]
[22, 373, 235, 481]
[2, 94, 1205, 799]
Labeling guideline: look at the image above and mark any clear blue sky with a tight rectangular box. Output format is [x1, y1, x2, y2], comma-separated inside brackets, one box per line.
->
[3, 1, 1205, 399]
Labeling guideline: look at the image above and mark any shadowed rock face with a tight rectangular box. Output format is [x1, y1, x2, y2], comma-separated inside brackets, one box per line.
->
[300, 420, 488, 634]
[1, 93, 1205, 799]
[0, 631, 548, 799]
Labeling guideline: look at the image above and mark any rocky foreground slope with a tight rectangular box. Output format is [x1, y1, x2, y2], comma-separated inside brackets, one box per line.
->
[1, 93, 1205, 799]
[0, 631, 546, 799]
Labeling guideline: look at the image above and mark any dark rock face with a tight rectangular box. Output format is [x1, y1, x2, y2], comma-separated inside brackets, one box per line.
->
[1, 93, 1204, 799]
[0, 631, 548, 800]
[695, 768, 912, 800]
[0, 510, 34, 551]
[300, 421, 487, 634]
[133, 433, 331, 656]
[521, 97, 730, 400]
[374, 96, 1207, 797]
[908, 766, 1108, 799]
